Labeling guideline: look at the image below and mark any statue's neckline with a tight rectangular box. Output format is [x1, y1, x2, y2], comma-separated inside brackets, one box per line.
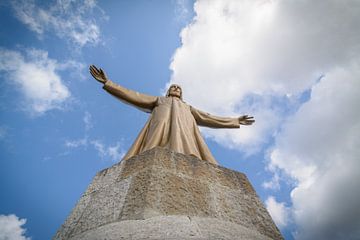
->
[168, 96, 181, 100]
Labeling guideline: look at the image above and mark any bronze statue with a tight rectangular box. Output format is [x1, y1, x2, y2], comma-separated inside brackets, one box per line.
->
[90, 65, 254, 165]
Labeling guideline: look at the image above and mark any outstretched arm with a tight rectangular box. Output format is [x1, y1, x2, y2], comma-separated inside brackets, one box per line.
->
[90, 65, 157, 111]
[190, 107, 255, 129]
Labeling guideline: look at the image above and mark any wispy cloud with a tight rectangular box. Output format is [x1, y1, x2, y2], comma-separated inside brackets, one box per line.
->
[0, 125, 8, 140]
[262, 172, 280, 191]
[65, 138, 87, 148]
[11, 0, 105, 48]
[0, 214, 31, 240]
[83, 111, 93, 131]
[65, 137, 125, 162]
[90, 140, 125, 162]
[65, 112, 125, 162]
[174, 0, 192, 23]
[0, 48, 82, 115]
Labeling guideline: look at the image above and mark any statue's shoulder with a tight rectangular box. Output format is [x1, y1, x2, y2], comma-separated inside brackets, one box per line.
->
[157, 96, 168, 105]
[158, 96, 166, 100]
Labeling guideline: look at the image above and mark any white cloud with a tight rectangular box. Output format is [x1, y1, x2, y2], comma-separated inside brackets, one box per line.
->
[0, 214, 30, 240]
[169, 0, 360, 155]
[262, 172, 280, 191]
[11, 0, 104, 47]
[83, 111, 93, 131]
[169, 0, 360, 239]
[270, 63, 360, 240]
[90, 140, 125, 162]
[0, 48, 78, 115]
[65, 137, 88, 148]
[265, 196, 290, 229]
[65, 111, 125, 162]
[65, 137, 125, 162]
[174, 0, 192, 22]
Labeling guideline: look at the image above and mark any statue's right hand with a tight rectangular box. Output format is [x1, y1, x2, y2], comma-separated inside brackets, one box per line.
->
[89, 65, 108, 84]
[238, 115, 255, 125]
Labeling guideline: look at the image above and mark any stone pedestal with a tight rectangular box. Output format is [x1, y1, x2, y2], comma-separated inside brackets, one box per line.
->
[54, 147, 283, 240]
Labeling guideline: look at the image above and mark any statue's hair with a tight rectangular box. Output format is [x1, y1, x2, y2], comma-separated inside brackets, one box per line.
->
[166, 84, 183, 100]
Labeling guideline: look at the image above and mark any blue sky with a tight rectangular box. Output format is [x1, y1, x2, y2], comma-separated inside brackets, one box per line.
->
[1, 1, 360, 240]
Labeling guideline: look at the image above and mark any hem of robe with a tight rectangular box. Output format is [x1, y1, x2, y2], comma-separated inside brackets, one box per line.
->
[122, 146, 218, 165]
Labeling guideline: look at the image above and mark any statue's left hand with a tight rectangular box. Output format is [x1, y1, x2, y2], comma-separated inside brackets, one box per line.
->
[238, 115, 255, 125]
[89, 65, 109, 84]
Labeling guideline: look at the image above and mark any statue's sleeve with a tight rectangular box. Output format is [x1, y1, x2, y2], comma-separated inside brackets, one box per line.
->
[103, 80, 158, 111]
[190, 106, 240, 129]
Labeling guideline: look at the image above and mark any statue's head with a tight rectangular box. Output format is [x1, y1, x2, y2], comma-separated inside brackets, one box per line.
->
[166, 84, 182, 99]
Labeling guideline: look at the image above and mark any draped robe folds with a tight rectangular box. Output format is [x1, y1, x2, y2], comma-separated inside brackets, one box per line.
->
[103, 80, 241, 165]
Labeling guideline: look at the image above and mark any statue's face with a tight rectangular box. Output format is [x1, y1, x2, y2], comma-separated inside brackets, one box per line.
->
[168, 84, 182, 98]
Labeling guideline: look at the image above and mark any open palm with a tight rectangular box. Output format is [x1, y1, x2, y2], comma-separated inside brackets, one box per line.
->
[89, 65, 108, 84]
[238, 115, 255, 125]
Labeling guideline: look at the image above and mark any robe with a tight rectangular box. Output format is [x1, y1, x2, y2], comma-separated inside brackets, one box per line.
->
[103, 80, 240, 165]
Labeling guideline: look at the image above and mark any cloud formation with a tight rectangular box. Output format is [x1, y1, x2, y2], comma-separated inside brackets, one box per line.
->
[65, 137, 125, 162]
[169, 0, 360, 154]
[265, 196, 290, 229]
[65, 112, 125, 162]
[174, 0, 192, 22]
[270, 63, 360, 240]
[169, 0, 360, 239]
[0, 214, 30, 240]
[83, 111, 93, 131]
[0, 48, 77, 115]
[11, 0, 103, 47]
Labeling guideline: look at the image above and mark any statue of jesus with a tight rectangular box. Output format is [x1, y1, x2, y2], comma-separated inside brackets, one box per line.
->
[90, 65, 254, 165]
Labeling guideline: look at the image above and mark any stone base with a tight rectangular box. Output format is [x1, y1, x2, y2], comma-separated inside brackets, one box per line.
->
[54, 147, 283, 240]
[67, 216, 275, 240]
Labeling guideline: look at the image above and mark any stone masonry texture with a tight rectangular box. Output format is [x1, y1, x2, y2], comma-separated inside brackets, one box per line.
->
[54, 147, 283, 240]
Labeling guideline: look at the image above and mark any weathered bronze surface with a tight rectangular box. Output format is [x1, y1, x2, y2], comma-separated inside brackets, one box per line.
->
[90, 65, 254, 164]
